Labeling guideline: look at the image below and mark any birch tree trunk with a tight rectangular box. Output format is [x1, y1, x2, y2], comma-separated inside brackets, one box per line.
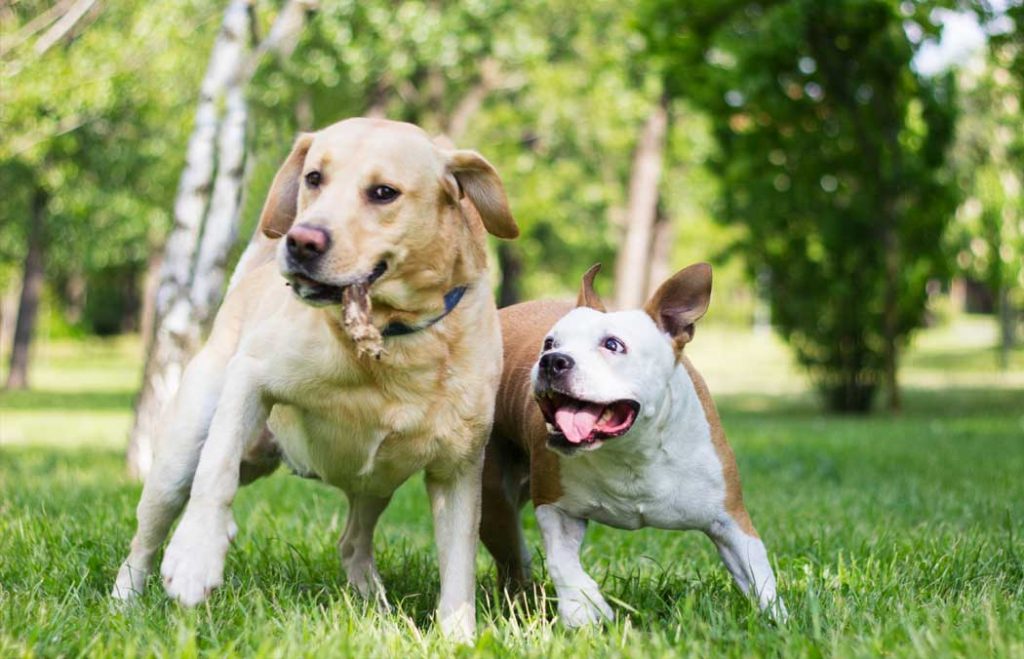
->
[189, 82, 248, 323]
[614, 96, 669, 310]
[127, 0, 313, 479]
[5, 186, 47, 391]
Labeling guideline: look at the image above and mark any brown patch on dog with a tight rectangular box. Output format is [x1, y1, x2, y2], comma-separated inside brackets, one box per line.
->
[490, 299, 576, 506]
[681, 357, 757, 537]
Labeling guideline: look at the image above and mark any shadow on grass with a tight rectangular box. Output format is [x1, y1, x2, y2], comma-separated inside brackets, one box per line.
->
[905, 345, 1023, 372]
[717, 385, 1024, 420]
[0, 389, 135, 412]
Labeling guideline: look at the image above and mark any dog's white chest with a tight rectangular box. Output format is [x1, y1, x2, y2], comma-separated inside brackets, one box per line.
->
[554, 373, 728, 531]
[263, 352, 442, 495]
[557, 439, 725, 531]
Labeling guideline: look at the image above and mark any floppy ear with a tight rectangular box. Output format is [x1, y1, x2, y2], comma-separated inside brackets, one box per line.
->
[258, 133, 314, 238]
[643, 262, 712, 350]
[576, 263, 606, 312]
[445, 149, 519, 239]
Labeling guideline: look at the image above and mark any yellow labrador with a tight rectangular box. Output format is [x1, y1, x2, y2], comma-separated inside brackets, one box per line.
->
[113, 118, 518, 641]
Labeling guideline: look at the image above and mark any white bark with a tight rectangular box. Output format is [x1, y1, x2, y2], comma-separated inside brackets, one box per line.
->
[614, 97, 669, 310]
[33, 0, 99, 56]
[128, 0, 313, 480]
[190, 83, 248, 322]
[127, 0, 254, 481]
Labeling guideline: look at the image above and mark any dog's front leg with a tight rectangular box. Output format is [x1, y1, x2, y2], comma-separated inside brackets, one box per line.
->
[160, 356, 268, 606]
[426, 452, 484, 643]
[113, 348, 228, 601]
[535, 504, 613, 627]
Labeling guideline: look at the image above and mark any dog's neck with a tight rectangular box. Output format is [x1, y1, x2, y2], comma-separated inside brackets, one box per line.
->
[379, 284, 469, 337]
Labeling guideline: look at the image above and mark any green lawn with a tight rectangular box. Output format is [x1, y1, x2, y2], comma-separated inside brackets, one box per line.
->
[1, 317, 1022, 657]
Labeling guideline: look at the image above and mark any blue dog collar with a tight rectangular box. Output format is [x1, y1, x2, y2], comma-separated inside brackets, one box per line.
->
[380, 285, 469, 338]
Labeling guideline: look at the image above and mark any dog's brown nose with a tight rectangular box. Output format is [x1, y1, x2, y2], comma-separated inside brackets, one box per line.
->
[286, 225, 330, 263]
[540, 352, 574, 378]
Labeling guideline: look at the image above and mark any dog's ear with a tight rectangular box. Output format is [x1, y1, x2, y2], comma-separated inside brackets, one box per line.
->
[259, 133, 314, 239]
[576, 263, 606, 312]
[444, 149, 519, 239]
[643, 262, 712, 350]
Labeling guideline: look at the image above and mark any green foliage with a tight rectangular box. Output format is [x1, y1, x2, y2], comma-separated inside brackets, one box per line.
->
[950, 17, 1024, 316]
[641, 0, 961, 411]
[0, 0, 217, 326]
[243, 0, 675, 300]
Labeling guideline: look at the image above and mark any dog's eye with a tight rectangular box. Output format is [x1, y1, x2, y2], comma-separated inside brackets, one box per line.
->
[602, 336, 626, 354]
[368, 185, 400, 204]
[542, 337, 554, 351]
[305, 171, 322, 188]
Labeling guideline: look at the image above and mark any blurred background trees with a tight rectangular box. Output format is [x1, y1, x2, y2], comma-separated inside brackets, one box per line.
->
[640, 0, 961, 411]
[0, 0, 1020, 454]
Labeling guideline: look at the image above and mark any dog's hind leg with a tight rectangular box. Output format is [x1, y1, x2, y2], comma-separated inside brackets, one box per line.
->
[112, 348, 227, 600]
[479, 439, 532, 591]
[706, 515, 787, 621]
[338, 493, 391, 604]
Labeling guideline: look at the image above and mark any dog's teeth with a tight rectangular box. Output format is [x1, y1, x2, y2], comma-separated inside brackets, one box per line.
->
[599, 408, 613, 423]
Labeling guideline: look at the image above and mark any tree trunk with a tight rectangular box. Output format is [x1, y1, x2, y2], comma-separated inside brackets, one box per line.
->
[138, 249, 162, 356]
[6, 187, 47, 391]
[64, 270, 86, 325]
[644, 201, 673, 300]
[882, 225, 901, 412]
[997, 285, 1014, 370]
[614, 95, 669, 310]
[127, 0, 254, 480]
[190, 81, 249, 325]
[126, 0, 314, 480]
[497, 242, 523, 308]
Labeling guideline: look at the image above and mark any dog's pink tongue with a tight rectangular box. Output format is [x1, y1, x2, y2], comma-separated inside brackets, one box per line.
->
[554, 404, 603, 443]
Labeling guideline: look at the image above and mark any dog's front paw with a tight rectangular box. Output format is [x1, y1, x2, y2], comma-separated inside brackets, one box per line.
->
[160, 510, 233, 606]
[112, 560, 149, 601]
[438, 602, 476, 644]
[764, 595, 789, 623]
[558, 587, 614, 628]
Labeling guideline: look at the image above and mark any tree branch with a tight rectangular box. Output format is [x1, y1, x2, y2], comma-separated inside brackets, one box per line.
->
[0, 0, 76, 59]
[242, 0, 317, 81]
[33, 0, 100, 56]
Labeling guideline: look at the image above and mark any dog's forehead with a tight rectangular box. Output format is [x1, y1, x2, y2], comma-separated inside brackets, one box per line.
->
[552, 307, 661, 343]
[309, 119, 442, 177]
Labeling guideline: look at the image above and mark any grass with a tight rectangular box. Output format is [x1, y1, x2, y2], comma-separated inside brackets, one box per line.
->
[1, 316, 1022, 657]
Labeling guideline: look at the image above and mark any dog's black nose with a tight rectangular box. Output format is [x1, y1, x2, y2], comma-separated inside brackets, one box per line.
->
[286, 225, 330, 263]
[540, 352, 574, 378]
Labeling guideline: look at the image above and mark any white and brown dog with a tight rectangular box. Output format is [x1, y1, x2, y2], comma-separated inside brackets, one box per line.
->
[112, 118, 518, 641]
[481, 263, 785, 626]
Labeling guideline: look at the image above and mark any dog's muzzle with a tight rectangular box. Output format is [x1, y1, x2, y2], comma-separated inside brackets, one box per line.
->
[535, 387, 640, 452]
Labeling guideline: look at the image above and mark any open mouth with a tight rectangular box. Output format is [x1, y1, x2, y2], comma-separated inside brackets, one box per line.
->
[288, 260, 388, 304]
[535, 390, 640, 450]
